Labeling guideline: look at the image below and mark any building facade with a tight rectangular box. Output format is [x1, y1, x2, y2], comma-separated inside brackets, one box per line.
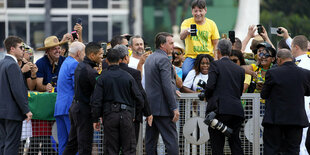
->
[0, 0, 138, 51]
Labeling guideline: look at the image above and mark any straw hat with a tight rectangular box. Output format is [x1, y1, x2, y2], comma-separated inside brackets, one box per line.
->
[36, 36, 68, 51]
[174, 42, 185, 53]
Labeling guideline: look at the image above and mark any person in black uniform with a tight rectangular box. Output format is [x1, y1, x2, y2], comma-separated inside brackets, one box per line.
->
[113, 44, 153, 143]
[92, 49, 144, 155]
[63, 42, 103, 155]
[261, 49, 310, 155]
[204, 39, 245, 155]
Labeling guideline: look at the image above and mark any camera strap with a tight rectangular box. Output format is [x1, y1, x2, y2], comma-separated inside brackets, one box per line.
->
[190, 75, 197, 91]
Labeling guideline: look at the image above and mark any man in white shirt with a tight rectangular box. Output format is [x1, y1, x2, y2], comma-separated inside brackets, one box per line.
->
[128, 35, 150, 74]
[291, 35, 310, 155]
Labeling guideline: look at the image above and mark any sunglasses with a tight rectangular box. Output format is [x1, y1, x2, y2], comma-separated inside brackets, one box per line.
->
[230, 59, 239, 63]
[259, 52, 272, 58]
[18, 46, 25, 50]
[173, 51, 182, 55]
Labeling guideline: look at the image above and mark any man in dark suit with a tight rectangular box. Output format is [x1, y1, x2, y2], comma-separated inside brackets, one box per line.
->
[204, 39, 245, 155]
[261, 49, 310, 155]
[0, 36, 32, 155]
[113, 44, 153, 143]
[144, 32, 180, 155]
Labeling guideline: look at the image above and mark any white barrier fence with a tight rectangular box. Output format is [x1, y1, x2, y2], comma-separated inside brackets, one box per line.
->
[19, 93, 263, 154]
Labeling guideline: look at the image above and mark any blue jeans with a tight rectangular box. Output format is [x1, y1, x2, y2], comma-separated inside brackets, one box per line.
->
[182, 57, 196, 80]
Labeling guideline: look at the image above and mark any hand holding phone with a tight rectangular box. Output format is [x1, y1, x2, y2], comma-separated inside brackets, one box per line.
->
[190, 24, 197, 36]
[101, 42, 107, 58]
[76, 18, 82, 25]
[229, 31, 235, 43]
[145, 47, 152, 53]
[257, 24, 263, 34]
[71, 31, 78, 41]
[270, 27, 283, 35]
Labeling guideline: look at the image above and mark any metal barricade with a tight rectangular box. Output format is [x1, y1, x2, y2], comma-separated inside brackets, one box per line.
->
[139, 93, 262, 155]
[19, 93, 262, 155]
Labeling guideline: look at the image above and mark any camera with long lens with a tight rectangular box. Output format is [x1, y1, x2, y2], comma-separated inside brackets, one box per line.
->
[197, 79, 207, 101]
[204, 111, 233, 137]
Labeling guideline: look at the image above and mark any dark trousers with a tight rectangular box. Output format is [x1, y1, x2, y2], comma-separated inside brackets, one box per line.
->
[134, 121, 141, 143]
[104, 110, 136, 155]
[263, 124, 303, 155]
[63, 101, 93, 155]
[208, 115, 244, 155]
[145, 116, 179, 155]
[0, 119, 22, 155]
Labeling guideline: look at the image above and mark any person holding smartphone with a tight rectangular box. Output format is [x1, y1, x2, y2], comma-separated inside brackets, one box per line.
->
[180, 0, 220, 80]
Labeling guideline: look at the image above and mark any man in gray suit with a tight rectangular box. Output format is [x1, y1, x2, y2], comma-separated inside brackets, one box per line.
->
[0, 36, 32, 155]
[144, 32, 180, 155]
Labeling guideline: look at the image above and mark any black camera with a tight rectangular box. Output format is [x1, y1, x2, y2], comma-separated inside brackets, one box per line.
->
[204, 111, 233, 137]
[197, 79, 207, 101]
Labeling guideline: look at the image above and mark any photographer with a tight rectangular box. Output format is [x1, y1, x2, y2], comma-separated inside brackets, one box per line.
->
[181, 54, 214, 93]
[203, 39, 245, 154]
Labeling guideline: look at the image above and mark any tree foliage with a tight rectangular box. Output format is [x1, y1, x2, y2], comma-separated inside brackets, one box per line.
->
[260, 0, 310, 42]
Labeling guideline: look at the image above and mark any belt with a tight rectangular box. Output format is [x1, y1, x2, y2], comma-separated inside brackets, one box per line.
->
[111, 103, 133, 112]
[74, 99, 89, 106]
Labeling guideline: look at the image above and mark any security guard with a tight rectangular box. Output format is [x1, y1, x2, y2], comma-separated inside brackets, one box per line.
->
[63, 42, 103, 155]
[92, 49, 144, 155]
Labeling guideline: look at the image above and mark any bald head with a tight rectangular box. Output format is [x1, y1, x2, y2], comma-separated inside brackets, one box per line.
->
[277, 49, 293, 59]
[276, 49, 293, 66]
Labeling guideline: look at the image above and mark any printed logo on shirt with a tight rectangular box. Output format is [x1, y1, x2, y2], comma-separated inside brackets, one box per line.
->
[192, 30, 210, 53]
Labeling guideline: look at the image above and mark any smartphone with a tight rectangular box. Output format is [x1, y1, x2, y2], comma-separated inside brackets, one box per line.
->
[145, 47, 152, 53]
[229, 31, 235, 43]
[76, 18, 82, 25]
[270, 27, 283, 35]
[71, 31, 78, 40]
[29, 56, 34, 63]
[101, 42, 107, 57]
[190, 24, 197, 36]
[257, 24, 263, 34]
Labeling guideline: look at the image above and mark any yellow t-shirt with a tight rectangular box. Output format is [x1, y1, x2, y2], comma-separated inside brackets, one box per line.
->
[181, 17, 220, 58]
[307, 52, 310, 57]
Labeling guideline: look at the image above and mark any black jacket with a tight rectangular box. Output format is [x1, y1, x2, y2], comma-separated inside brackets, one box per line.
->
[119, 63, 151, 122]
[205, 57, 245, 118]
[261, 61, 310, 127]
[74, 57, 99, 104]
[91, 65, 144, 121]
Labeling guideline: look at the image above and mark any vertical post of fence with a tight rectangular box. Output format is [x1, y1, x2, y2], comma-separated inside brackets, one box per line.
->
[252, 93, 261, 154]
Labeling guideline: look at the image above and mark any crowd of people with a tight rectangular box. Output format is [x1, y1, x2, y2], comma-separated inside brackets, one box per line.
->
[1, 0, 310, 154]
